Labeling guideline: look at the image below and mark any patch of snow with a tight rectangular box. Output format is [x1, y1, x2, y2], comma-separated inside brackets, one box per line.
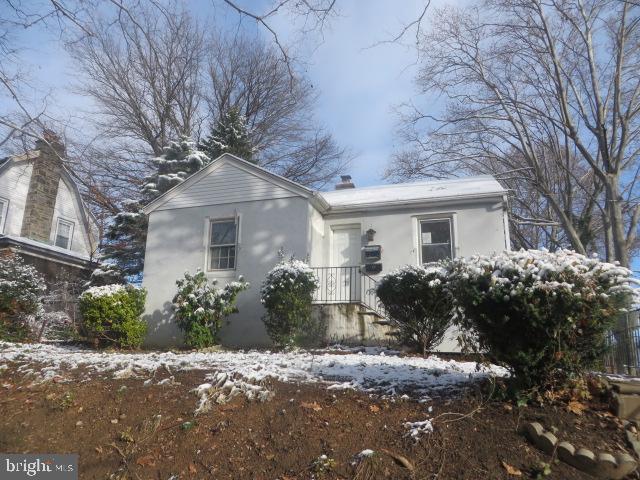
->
[358, 449, 375, 457]
[404, 419, 434, 440]
[0, 342, 508, 400]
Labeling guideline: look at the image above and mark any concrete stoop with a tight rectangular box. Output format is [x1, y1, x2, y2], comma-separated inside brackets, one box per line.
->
[609, 380, 640, 421]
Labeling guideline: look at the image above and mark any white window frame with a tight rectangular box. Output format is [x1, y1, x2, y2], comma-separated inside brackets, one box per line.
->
[0, 197, 8, 234]
[207, 218, 238, 271]
[54, 218, 75, 250]
[417, 217, 454, 264]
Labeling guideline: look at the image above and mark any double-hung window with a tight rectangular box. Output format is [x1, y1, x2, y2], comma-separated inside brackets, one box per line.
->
[0, 197, 7, 233]
[419, 218, 453, 263]
[54, 218, 74, 249]
[209, 219, 237, 270]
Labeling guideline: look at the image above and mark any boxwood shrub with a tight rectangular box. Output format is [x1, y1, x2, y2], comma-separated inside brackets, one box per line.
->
[0, 254, 46, 342]
[172, 270, 249, 349]
[79, 284, 147, 348]
[450, 249, 638, 391]
[260, 259, 321, 347]
[376, 264, 454, 354]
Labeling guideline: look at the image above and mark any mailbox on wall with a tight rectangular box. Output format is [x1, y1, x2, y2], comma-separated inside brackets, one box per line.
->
[363, 263, 383, 274]
[364, 263, 382, 275]
[362, 245, 382, 262]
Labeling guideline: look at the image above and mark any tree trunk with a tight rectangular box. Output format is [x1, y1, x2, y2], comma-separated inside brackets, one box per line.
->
[605, 175, 630, 267]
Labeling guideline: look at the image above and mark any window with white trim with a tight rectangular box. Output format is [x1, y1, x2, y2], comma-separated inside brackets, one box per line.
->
[54, 218, 74, 249]
[0, 197, 7, 233]
[419, 218, 453, 263]
[208, 219, 237, 270]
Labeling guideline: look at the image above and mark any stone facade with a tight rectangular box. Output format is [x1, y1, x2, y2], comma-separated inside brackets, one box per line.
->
[20, 137, 64, 242]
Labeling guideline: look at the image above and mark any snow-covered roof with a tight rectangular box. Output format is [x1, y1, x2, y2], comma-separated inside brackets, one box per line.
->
[320, 175, 506, 210]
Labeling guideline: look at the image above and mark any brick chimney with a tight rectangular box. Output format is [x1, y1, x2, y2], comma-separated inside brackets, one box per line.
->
[335, 175, 355, 190]
[20, 131, 65, 243]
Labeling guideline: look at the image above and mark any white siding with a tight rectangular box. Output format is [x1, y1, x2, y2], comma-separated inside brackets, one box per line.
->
[50, 178, 91, 256]
[0, 162, 33, 236]
[158, 163, 297, 211]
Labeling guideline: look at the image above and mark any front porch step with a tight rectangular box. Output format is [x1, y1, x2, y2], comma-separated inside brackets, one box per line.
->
[613, 393, 640, 421]
[606, 380, 640, 421]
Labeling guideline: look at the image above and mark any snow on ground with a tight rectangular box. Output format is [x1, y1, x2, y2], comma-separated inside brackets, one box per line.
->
[0, 342, 508, 400]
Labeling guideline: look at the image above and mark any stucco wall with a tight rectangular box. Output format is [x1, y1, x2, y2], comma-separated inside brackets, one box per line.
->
[142, 196, 311, 347]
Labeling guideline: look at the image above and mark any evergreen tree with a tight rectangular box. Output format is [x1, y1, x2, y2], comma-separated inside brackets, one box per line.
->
[200, 107, 256, 163]
[97, 137, 210, 280]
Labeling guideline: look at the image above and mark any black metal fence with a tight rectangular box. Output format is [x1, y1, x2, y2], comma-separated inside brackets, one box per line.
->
[603, 310, 640, 375]
[310, 266, 387, 318]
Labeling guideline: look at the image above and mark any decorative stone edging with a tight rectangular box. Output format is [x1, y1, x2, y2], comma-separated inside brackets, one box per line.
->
[524, 422, 637, 479]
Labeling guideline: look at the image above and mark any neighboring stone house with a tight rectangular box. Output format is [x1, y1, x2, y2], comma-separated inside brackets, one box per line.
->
[0, 134, 99, 284]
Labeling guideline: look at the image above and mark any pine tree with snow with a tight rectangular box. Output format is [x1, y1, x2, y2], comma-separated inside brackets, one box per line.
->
[200, 107, 256, 163]
[101, 137, 211, 278]
[142, 137, 211, 203]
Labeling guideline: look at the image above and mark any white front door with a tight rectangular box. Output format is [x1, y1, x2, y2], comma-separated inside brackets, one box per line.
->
[331, 226, 361, 302]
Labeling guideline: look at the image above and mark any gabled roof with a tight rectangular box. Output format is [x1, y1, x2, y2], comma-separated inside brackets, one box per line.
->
[319, 175, 506, 211]
[143, 153, 330, 214]
[0, 149, 99, 250]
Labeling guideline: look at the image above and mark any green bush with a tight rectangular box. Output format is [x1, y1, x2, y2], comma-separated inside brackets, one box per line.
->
[79, 284, 147, 348]
[260, 258, 321, 347]
[376, 264, 454, 354]
[450, 249, 639, 391]
[0, 254, 46, 342]
[172, 270, 249, 348]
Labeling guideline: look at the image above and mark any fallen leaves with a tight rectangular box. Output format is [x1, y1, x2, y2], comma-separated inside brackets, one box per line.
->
[136, 455, 156, 467]
[501, 460, 522, 476]
[369, 405, 380, 413]
[567, 400, 587, 415]
[301, 401, 322, 412]
[381, 449, 415, 472]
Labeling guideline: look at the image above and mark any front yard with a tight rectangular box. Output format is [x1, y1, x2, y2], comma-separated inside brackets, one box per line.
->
[0, 342, 632, 479]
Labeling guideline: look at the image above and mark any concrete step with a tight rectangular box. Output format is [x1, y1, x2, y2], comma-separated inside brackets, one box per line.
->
[610, 381, 640, 395]
[613, 392, 640, 421]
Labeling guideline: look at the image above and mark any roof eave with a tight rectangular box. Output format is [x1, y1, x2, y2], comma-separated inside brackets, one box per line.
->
[324, 191, 507, 214]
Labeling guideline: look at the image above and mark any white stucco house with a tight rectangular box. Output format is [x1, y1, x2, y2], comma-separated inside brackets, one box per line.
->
[142, 153, 509, 350]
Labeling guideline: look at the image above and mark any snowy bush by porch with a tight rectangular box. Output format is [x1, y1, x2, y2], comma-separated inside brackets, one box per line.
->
[172, 270, 249, 348]
[0, 254, 46, 342]
[376, 264, 454, 355]
[79, 284, 147, 349]
[450, 249, 639, 391]
[260, 258, 322, 347]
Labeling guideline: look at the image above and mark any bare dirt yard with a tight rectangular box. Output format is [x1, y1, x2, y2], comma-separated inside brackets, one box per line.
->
[0, 342, 634, 479]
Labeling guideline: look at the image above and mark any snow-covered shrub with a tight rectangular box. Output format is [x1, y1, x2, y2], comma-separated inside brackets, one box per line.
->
[450, 249, 639, 390]
[0, 254, 46, 342]
[376, 264, 454, 355]
[172, 270, 249, 348]
[79, 284, 147, 348]
[260, 258, 321, 347]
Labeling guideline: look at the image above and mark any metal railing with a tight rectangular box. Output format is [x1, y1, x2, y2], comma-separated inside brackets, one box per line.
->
[604, 310, 640, 375]
[310, 266, 387, 318]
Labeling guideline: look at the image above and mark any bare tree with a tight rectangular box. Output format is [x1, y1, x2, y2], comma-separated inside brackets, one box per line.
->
[0, 0, 97, 149]
[205, 33, 347, 187]
[221, 0, 339, 82]
[389, 0, 640, 267]
[68, 4, 205, 157]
